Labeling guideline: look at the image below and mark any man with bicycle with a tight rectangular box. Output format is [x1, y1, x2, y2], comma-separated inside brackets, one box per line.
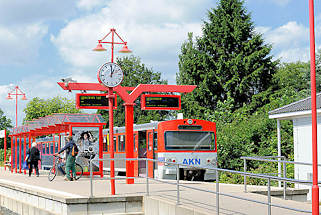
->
[55, 136, 78, 181]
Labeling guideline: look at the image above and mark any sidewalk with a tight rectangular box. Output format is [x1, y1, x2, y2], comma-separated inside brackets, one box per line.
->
[0, 167, 314, 215]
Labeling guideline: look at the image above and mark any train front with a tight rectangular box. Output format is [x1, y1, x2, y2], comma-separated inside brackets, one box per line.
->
[155, 119, 217, 181]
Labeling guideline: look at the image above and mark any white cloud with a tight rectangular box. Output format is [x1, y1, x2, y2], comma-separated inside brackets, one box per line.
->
[263, 22, 308, 48]
[51, 0, 212, 83]
[77, 0, 106, 11]
[0, 23, 48, 65]
[257, 21, 310, 62]
[248, 0, 291, 7]
[276, 47, 310, 62]
[0, 0, 76, 25]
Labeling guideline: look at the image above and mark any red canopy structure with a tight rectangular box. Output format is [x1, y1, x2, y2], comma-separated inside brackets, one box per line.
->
[8, 113, 106, 175]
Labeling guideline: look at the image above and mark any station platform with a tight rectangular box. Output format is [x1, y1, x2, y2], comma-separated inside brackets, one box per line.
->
[0, 168, 314, 215]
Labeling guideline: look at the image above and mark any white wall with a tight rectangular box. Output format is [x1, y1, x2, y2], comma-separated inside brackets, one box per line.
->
[293, 115, 321, 200]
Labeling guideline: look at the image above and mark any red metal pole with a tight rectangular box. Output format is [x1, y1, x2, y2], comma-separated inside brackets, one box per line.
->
[10, 137, 13, 173]
[99, 126, 103, 177]
[23, 135, 26, 174]
[4, 130, 6, 171]
[125, 104, 134, 184]
[15, 87, 18, 128]
[58, 134, 61, 151]
[15, 135, 17, 173]
[19, 136, 22, 173]
[111, 29, 114, 63]
[308, 0, 319, 213]
[108, 88, 116, 195]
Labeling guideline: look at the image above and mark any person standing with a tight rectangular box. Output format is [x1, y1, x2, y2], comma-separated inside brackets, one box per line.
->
[55, 136, 77, 181]
[26, 142, 41, 177]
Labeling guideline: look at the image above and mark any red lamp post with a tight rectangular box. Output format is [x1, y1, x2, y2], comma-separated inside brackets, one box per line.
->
[308, 0, 319, 213]
[93, 28, 132, 63]
[93, 28, 132, 194]
[7, 85, 27, 174]
[6, 86, 27, 128]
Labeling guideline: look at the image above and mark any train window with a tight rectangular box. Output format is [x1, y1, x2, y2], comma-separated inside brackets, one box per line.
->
[134, 134, 137, 152]
[153, 132, 158, 150]
[118, 135, 125, 152]
[164, 131, 215, 151]
[103, 136, 107, 152]
[42, 144, 45, 154]
[114, 137, 117, 152]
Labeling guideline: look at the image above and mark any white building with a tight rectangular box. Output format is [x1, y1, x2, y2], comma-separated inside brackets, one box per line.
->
[269, 93, 321, 200]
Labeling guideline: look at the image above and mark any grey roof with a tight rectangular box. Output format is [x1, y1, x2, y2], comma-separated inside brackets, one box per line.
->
[268, 93, 321, 116]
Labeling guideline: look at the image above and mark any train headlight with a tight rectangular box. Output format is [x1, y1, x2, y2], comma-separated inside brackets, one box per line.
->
[207, 158, 216, 165]
[165, 158, 176, 166]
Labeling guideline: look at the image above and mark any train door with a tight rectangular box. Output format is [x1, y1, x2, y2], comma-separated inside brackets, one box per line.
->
[147, 130, 154, 178]
[138, 131, 147, 176]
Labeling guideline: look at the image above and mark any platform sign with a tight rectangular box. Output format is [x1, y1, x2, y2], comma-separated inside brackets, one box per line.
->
[76, 93, 117, 109]
[141, 94, 181, 110]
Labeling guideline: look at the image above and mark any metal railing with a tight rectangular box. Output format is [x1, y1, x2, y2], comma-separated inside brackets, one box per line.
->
[89, 158, 317, 215]
[242, 156, 321, 200]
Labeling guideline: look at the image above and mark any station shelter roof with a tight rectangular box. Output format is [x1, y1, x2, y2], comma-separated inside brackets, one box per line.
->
[10, 113, 106, 136]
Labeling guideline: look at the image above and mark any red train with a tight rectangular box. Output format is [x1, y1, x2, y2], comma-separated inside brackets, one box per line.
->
[102, 119, 217, 180]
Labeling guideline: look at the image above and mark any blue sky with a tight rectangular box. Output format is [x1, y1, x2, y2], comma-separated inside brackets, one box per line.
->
[0, 0, 320, 126]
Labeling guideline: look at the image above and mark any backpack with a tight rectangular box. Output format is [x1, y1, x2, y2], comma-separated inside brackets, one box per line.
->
[71, 144, 79, 157]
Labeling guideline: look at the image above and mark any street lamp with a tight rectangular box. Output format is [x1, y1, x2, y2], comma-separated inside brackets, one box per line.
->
[6, 86, 27, 127]
[93, 28, 132, 63]
[93, 28, 132, 194]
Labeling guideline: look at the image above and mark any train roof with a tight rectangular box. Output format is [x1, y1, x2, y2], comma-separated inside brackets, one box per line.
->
[103, 121, 159, 134]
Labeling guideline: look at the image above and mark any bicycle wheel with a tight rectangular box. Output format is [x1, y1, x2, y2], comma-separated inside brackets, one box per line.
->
[74, 163, 83, 180]
[48, 166, 57, 181]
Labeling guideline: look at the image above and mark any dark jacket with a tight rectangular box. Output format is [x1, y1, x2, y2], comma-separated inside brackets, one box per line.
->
[58, 140, 76, 157]
[27, 147, 40, 163]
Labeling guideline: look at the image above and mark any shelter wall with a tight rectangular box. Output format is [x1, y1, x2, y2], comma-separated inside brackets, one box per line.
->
[293, 115, 321, 200]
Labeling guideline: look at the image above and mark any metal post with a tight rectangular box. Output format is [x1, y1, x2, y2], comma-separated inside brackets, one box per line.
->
[308, 1, 319, 214]
[277, 119, 282, 188]
[176, 164, 180, 205]
[90, 159, 93, 198]
[216, 169, 219, 215]
[146, 159, 149, 196]
[108, 88, 116, 195]
[244, 158, 247, 192]
[283, 162, 287, 200]
[268, 178, 271, 215]
[4, 130, 6, 171]
[125, 104, 135, 184]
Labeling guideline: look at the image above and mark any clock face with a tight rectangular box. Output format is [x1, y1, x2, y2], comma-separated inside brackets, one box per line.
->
[98, 62, 124, 87]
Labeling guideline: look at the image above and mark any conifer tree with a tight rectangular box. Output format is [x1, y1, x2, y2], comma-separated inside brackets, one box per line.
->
[177, 0, 277, 117]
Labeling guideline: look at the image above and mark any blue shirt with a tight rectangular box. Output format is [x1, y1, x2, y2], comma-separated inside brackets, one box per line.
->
[58, 140, 76, 157]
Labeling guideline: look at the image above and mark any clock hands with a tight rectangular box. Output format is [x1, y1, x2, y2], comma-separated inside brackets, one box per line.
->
[110, 65, 114, 77]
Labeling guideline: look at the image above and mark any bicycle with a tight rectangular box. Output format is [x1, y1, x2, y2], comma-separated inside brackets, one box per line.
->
[48, 154, 83, 181]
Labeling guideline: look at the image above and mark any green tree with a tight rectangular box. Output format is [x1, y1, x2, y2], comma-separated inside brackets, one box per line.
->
[23, 96, 81, 122]
[98, 56, 169, 126]
[177, 0, 277, 118]
[212, 61, 313, 171]
[0, 108, 12, 148]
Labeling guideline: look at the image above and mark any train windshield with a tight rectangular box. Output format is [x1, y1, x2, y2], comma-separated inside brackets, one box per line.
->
[164, 131, 215, 151]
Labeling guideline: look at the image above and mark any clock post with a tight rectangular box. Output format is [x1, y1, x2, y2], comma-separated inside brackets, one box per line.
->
[107, 87, 116, 194]
[94, 28, 132, 193]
